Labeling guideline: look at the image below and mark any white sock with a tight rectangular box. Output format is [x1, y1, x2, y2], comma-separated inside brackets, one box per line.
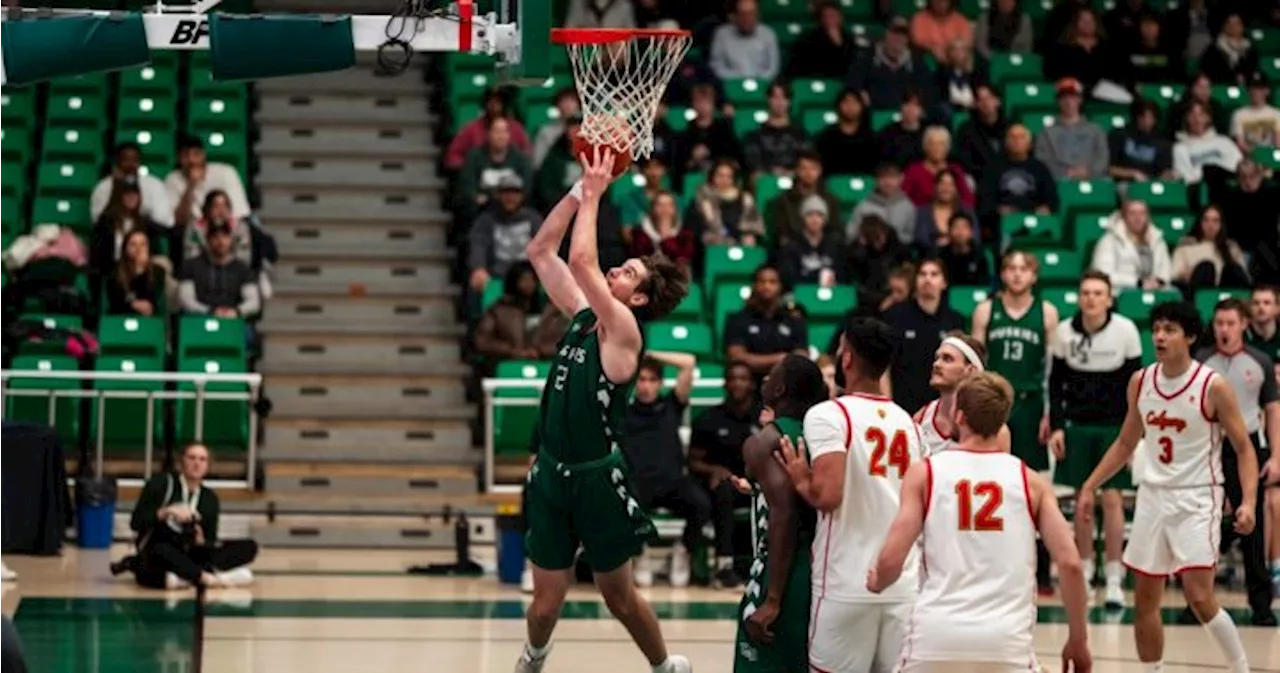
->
[525, 642, 551, 659]
[1105, 560, 1124, 588]
[1083, 558, 1095, 583]
[652, 658, 672, 673]
[1142, 663, 1162, 673]
[1202, 609, 1249, 672]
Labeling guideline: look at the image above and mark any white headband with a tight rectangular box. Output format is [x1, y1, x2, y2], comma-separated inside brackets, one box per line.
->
[942, 336, 985, 371]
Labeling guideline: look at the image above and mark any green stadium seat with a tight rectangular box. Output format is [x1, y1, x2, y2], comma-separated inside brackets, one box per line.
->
[1089, 112, 1128, 131]
[1057, 179, 1118, 219]
[49, 73, 109, 97]
[792, 78, 841, 110]
[189, 94, 249, 133]
[31, 196, 90, 228]
[1151, 213, 1193, 241]
[1136, 83, 1184, 110]
[98, 315, 166, 359]
[833, 0, 876, 19]
[848, 22, 885, 42]
[989, 53, 1044, 87]
[41, 126, 106, 163]
[670, 282, 705, 320]
[2, 127, 31, 165]
[36, 161, 97, 197]
[188, 65, 249, 101]
[176, 355, 250, 450]
[1072, 213, 1111, 250]
[179, 316, 246, 359]
[1263, 56, 1280, 83]
[1020, 112, 1057, 137]
[826, 175, 874, 209]
[760, 0, 810, 19]
[515, 74, 571, 108]
[1001, 212, 1064, 246]
[714, 283, 753, 342]
[683, 361, 726, 418]
[481, 278, 504, 312]
[1140, 329, 1156, 365]
[756, 174, 791, 219]
[1037, 248, 1085, 285]
[723, 78, 769, 107]
[664, 106, 695, 133]
[1005, 82, 1057, 119]
[119, 63, 179, 95]
[1194, 289, 1250, 321]
[114, 127, 176, 168]
[191, 129, 248, 179]
[1, 88, 37, 128]
[682, 171, 707, 199]
[1249, 27, 1280, 55]
[733, 108, 770, 138]
[1040, 286, 1080, 316]
[45, 93, 108, 128]
[871, 110, 901, 131]
[808, 321, 838, 354]
[15, 313, 82, 355]
[704, 245, 767, 292]
[519, 102, 559, 140]
[802, 109, 837, 135]
[493, 360, 549, 456]
[1251, 145, 1280, 170]
[949, 286, 992, 318]
[793, 284, 856, 321]
[6, 354, 82, 447]
[446, 52, 499, 75]
[93, 355, 165, 451]
[1127, 180, 1188, 213]
[646, 321, 715, 359]
[771, 21, 805, 48]
[1211, 85, 1246, 115]
[1116, 288, 1181, 325]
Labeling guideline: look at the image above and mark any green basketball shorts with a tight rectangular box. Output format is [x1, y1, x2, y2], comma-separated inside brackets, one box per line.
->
[1054, 422, 1131, 491]
[733, 548, 811, 673]
[1008, 393, 1049, 472]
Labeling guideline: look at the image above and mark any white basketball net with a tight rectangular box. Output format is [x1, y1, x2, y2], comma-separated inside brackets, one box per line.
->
[563, 33, 691, 161]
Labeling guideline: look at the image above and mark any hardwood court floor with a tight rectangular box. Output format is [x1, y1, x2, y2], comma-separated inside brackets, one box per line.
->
[2, 547, 1277, 673]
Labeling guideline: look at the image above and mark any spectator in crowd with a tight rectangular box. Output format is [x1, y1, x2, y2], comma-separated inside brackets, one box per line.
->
[531, 88, 581, 168]
[849, 215, 913, 308]
[1170, 205, 1250, 291]
[814, 89, 881, 177]
[104, 229, 167, 317]
[617, 157, 669, 229]
[1221, 159, 1280, 254]
[1034, 78, 1110, 179]
[877, 90, 929, 167]
[978, 123, 1059, 235]
[955, 84, 1010, 181]
[1043, 7, 1116, 95]
[165, 135, 250, 229]
[179, 223, 260, 319]
[904, 125, 977, 207]
[1248, 286, 1280, 361]
[974, 0, 1033, 56]
[1089, 199, 1171, 290]
[468, 175, 543, 300]
[936, 212, 991, 286]
[533, 114, 584, 212]
[532, 303, 573, 358]
[882, 258, 966, 413]
[632, 0, 668, 27]
[1039, 0, 1089, 50]
[785, 0, 857, 80]
[444, 87, 531, 171]
[688, 361, 762, 588]
[1166, 72, 1227, 136]
[742, 82, 812, 177]
[90, 142, 174, 227]
[709, 0, 780, 82]
[1231, 72, 1280, 152]
[1108, 99, 1175, 185]
[1124, 13, 1179, 86]
[675, 83, 742, 182]
[89, 182, 166, 298]
[472, 262, 545, 374]
[628, 191, 696, 272]
[565, 0, 636, 28]
[183, 190, 252, 266]
[848, 17, 937, 111]
[914, 170, 979, 251]
[1166, 0, 1214, 62]
[1198, 12, 1260, 86]
[779, 195, 848, 288]
[1172, 100, 1243, 189]
[849, 162, 917, 244]
[649, 103, 679, 169]
[1103, 0, 1154, 47]
[934, 39, 987, 117]
[689, 158, 764, 246]
[911, 0, 974, 61]
[457, 117, 534, 222]
[767, 150, 841, 247]
[724, 264, 808, 380]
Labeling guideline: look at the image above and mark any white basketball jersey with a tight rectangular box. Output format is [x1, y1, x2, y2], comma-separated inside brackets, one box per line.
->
[903, 450, 1038, 666]
[805, 393, 922, 604]
[1135, 363, 1223, 489]
[917, 399, 956, 457]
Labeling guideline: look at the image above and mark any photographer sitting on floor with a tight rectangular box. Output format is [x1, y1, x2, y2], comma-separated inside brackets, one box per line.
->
[110, 443, 258, 589]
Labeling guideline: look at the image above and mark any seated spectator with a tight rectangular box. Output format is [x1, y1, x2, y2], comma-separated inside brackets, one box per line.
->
[1125, 13, 1179, 86]
[629, 191, 696, 271]
[689, 159, 764, 247]
[90, 142, 174, 227]
[1166, 73, 1228, 137]
[1197, 12, 1259, 86]
[533, 114, 584, 212]
[472, 262, 545, 375]
[882, 258, 966, 412]
[956, 84, 1009, 182]
[849, 215, 913, 306]
[934, 39, 987, 117]
[89, 182, 167, 297]
[444, 87, 531, 171]
[978, 124, 1059, 236]
[724, 264, 808, 380]
[1043, 7, 1119, 95]
[815, 90, 881, 177]
[675, 83, 743, 182]
[617, 157, 669, 229]
[468, 175, 543, 301]
[709, 0, 780, 82]
[532, 303, 573, 358]
[975, 0, 1033, 56]
[165, 135, 250, 230]
[904, 126, 977, 207]
[1166, 0, 1214, 63]
[848, 17, 938, 111]
[457, 117, 534, 222]
[1220, 159, 1280, 253]
[1109, 99, 1175, 185]
[109, 443, 257, 589]
[911, 0, 974, 62]
[1034, 78, 1110, 179]
[1172, 100, 1243, 187]
[105, 229, 167, 317]
[784, 1, 857, 80]
[937, 213, 992, 286]
[742, 82, 812, 177]
[849, 162, 917, 244]
[1231, 72, 1280, 152]
[1170, 204, 1249, 291]
[182, 190, 252, 267]
[779, 196, 848, 288]
[914, 170, 979, 251]
[531, 88, 580, 168]
[1090, 199, 1171, 290]
[1103, 0, 1152, 47]
[564, 0, 636, 28]
[878, 90, 929, 167]
[766, 150, 841, 247]
[179, 223, 261, 319]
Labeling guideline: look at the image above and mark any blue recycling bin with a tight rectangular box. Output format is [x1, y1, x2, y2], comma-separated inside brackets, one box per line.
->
[76, 477, 117, 549]
[496, 514, 525, 585]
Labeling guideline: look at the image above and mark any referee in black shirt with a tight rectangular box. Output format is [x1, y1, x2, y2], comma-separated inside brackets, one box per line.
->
[882, 257, 965, 413]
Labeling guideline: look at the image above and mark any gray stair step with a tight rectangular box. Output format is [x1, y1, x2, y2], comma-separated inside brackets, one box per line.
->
[256, 125, 437, 159]
[258, 93, 433, 127]
[261, 334, 466, 375]
[272, 220, 450, 260]
[273, 258, 451, 296]
[265, 418, 472, 459]
[254, 67, 430, 96]
[258, 319, 465, 337]
[251, 514, 487, 550]
[264, 462, 476, 497]
[258, 157, 445, 191]
[260, 188, 448, 223]
[263, 293, 457, 331]
[265, 374, 471, 419]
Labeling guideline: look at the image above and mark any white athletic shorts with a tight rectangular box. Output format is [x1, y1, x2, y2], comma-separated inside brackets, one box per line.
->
[896, 662, 1040, 673]
[808, 599, 911, 673]
[1122, 484, 1223, 577]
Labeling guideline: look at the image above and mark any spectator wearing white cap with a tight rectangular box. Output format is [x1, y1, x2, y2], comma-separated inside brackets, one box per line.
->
[779, 195, 847, 289]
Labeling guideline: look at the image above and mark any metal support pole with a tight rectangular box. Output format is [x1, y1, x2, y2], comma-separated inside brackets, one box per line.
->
[484, 388, 496, 493]
[246, 383, 260, 489]
[194, 381, 206, 442]
[47, 389, 57, 428]
[144, 392, 156, 479]
[95, 393, 107, 479]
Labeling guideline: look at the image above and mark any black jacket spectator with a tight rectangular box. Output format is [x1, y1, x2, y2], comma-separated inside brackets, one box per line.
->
[848, 215, 912, 301]
[847, 19, 938, 111]
[742, 122, 812, 177]
[675, 84, 744, 182]
[936, 214, 991, 286]
[974, 1, 1034, 56]
[784, 2, 859, 80]
[1125, 15, 1180, 85]
[178, 224, 260, 318]
[815, 90, 881, 176]
[1108, 103, 1174, 182]
[1039, 0, 1090, 51]
[1043, 8, 1122, 94]
[955, 89, 1009, 181]
[724, 265, 808, 380]
[1220, 161, 1280, 253]
[779, 196, 848, 288]
[1104, 0, 1153, 47]
[878, 120, 927, 168]
[1197, 14, 1260, 86]
[105, 229, 166, 317]
[978, 128, 1060, 235]
[468, 179, 543, 291]
[883, 264, 966, 413]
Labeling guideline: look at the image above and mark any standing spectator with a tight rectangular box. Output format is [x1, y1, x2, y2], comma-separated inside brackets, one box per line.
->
[1089, 199, 1172, 290]
[723, 264, 809, 380]
[628, 191, 696, 272]
[104, 229, 167, 317]
[1034, 78, 1110, 179]
[472, 262, 544, 375]
[849, 162, 917, 244]
[903, 126, 977, 207]
[444, 87, 531, 171]
[689, 159, 765, 247]
[1166, 72, 1229, 136]
[531, 88, 580, 168]
[1167, 0, 1215, 62]
[779, 196, 848, 288]
[911, 0, 974, 61]
[785, 1, 857, 80]
[882, 258, 966, 412]
[742, 82, 812, 177]
[1248, 286, 1280, 362]
[709, 0, 780, 82]
[457, 118, 534, 222]
[617, 157, 670, 229]
[90, 142, 174, 227]
[814, 90, 881, 177]
[688, 361, 762, 589]
[165, 135, 250, 229]
[1221, 159, 1280, 254]
[936, 213, 991, 286]
[1108, 99, 1175, 185]
[533, 114, 584, 212]
[1043, 7, 1118, 95]
[1197, 12, 1260, 86]
[848, 17, 938, 111]
[766, 150, 841, 247]
[178, 223, 260, 319]
[1125, 13, 1179, 86]
[877, 91, 929, 167]
[1103, 0, 1154, 47]
[183, 190, 252, 266]
[934, 39, 987, 117]
[955, 84, 1009, 181]
[1172, 100, 1243, 187]
[468, 175, 543, 300]
[675, 83, 742, 183]
[1231, 72, 1280, 152]
[1170, 205, 1250, 291]
[978, 124, 1060, 236]
[974, 0, 1034, 56]
[564, 0, 636, 29]
[89, 182, 167, 301]
[1039, 0, 1090, 50]
[913, 170, 979, 251]
[848, 215, 913, 308]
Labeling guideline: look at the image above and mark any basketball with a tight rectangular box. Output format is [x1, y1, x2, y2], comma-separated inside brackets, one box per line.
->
[571, 135, 633, 178]
[572, 114, 634, 178]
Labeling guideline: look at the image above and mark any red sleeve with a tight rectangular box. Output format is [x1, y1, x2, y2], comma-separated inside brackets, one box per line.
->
[902, 163, 929, 206]
[445, 120, 484, 170]
[660, 229, 698, 269]
[630, 233, 656, 258]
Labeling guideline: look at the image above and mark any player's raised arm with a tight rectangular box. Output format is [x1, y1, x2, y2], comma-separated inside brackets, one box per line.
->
[524, 183, 587, 317]
[868, 460, 928, 593]
[1207, 376, 1260, 534]
[1081, 370, 1146, 494]
[1026, 469, 1092, 672]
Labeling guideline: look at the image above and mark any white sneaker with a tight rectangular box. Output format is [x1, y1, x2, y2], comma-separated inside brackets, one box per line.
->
[669, 544, 691, 588]
[216, 567, 254, 587]
[1, 562, 16, 582]
[634, 553, 654, 588]
[164, 572, 192, 590]
[1104, 583, 1125, 610]
[660, 654, 692, 673]
[521, 567, 534, 594]
[514, 644, 549, 673]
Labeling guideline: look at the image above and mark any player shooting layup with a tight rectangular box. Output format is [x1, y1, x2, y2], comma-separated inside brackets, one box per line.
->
[516, 149, 690, 673]
[869, 372, 1092, 673]
[1078, 302, 1273, 673]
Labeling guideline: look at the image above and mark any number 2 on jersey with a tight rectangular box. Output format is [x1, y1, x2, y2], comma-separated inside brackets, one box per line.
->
[866, 427, 910, 478]
[1157, 436, 1174, 464]
[956, 480, 1004, 531]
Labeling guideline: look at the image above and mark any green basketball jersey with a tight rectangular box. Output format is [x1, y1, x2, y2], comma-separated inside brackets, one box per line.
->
[986, 296, 1046, 392]
[743, 417, 816, 622]
[537, 308, 636, 464]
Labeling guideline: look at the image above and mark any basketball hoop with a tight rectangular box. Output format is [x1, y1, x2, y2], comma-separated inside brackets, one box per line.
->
[551, 27, 691, 161]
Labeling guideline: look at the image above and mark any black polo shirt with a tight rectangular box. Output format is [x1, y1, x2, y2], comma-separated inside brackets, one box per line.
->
[1247, 322, 1280, 363]
[883, 299, 966, 413]
[723, 305, 808, 365]
[621, 392, 687, 502]
[690, 401, 761, 478]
